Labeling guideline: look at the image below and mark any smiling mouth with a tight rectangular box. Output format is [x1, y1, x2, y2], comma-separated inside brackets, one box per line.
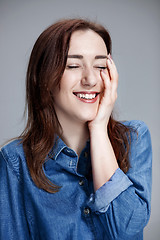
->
[73, 92, 99, 100]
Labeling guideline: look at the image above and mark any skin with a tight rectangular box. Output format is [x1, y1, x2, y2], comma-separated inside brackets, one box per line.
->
[53, 29, 119, 191]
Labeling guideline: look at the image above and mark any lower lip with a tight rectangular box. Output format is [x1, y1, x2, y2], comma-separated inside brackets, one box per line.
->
[74, 94, 99, 103]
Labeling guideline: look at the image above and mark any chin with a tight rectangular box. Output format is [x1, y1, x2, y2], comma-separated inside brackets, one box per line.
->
[81, 113, 97, 123]
[74, 107, 98, 123]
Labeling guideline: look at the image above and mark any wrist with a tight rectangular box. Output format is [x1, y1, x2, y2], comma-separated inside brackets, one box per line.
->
[89, 124, 109, 138]
[88, 118, 110, 133]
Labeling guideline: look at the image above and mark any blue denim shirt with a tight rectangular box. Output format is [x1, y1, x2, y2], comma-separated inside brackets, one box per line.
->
[0, 120, 152, 240]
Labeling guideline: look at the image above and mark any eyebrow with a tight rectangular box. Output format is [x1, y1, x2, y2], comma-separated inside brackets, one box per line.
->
[95, 55, 107, 59]
[67, 54, 107, 59]
[68, 55, 83, 59]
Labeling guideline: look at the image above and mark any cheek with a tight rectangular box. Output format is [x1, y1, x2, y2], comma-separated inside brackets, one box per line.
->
[94, 69, 106, 81]
[60, 72, 81, 89]
[95, 71, 104, 89]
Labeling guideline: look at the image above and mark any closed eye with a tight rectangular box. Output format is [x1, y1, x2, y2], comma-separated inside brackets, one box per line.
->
[95, 66, 107, 70]
[66, 65, 80, 69]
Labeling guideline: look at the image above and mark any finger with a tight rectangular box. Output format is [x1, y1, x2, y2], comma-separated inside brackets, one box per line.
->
[100, 70, 112, 98]
[106, 56, 118, 92]
[106, 56, 118, 80]
[100, 70, 117, 112]
[100, 69, 111, 89]
[101, 65, 118, 103]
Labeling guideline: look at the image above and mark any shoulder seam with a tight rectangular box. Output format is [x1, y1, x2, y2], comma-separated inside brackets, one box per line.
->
[136, 122, 149, 139]
[0, 150, 20, 182]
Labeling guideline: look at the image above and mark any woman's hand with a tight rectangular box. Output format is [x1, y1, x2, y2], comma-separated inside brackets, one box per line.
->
[88, 54, 118, 132]
[89, 55, 119, 191]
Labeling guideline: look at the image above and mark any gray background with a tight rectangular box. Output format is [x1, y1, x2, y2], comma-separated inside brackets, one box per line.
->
[0, 0, 159, 239]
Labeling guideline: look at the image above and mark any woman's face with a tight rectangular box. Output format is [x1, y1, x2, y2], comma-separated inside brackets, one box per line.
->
[53, 29, 108, 125]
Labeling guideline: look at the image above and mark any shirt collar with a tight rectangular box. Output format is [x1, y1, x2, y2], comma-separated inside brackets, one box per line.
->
[44, 136, 91, 177]
[48, 136, 78, 161]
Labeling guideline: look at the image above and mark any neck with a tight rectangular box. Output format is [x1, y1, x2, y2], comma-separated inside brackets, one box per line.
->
[58, 119, 89, 156]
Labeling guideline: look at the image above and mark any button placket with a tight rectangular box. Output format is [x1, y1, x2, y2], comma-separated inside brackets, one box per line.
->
[84, 151, 88, 158]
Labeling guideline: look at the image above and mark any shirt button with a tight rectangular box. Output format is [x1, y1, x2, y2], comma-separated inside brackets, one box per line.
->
[84, 208, 90, 215]
[79, 180, 84, 186]
[66, 149, 71, 153]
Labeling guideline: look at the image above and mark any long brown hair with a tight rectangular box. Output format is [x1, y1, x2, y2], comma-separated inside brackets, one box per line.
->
[21, 19, 133, 193]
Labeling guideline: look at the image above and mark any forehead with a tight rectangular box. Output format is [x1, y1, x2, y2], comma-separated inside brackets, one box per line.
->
[68, 29, 108, 55]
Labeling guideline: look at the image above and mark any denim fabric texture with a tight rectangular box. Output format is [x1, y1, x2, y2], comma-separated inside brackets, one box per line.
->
[0, 120, 152, 240]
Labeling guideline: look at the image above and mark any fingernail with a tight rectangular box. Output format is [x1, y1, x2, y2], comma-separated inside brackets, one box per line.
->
[107, 55, 112, 64]
[109, 53, 112, 59]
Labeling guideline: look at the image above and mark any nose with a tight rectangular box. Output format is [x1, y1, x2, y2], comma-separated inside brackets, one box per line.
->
[81, 67, 98, 88]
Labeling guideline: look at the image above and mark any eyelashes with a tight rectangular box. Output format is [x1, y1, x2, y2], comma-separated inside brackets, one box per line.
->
[96, 66, 107, 70]
[66, 65, 79, 69]
[66, 65, 107, 70]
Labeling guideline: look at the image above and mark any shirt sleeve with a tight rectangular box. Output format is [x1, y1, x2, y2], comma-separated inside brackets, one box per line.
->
[87, 121, 152, 239]
[0, 151, 30, 239]
[88, 168, 133, 213]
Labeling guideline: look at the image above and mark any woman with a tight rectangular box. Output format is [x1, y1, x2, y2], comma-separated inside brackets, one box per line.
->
[0, 19, 152, 239]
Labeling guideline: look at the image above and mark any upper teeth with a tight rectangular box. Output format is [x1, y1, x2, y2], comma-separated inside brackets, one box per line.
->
[76, 93, 96, 99]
